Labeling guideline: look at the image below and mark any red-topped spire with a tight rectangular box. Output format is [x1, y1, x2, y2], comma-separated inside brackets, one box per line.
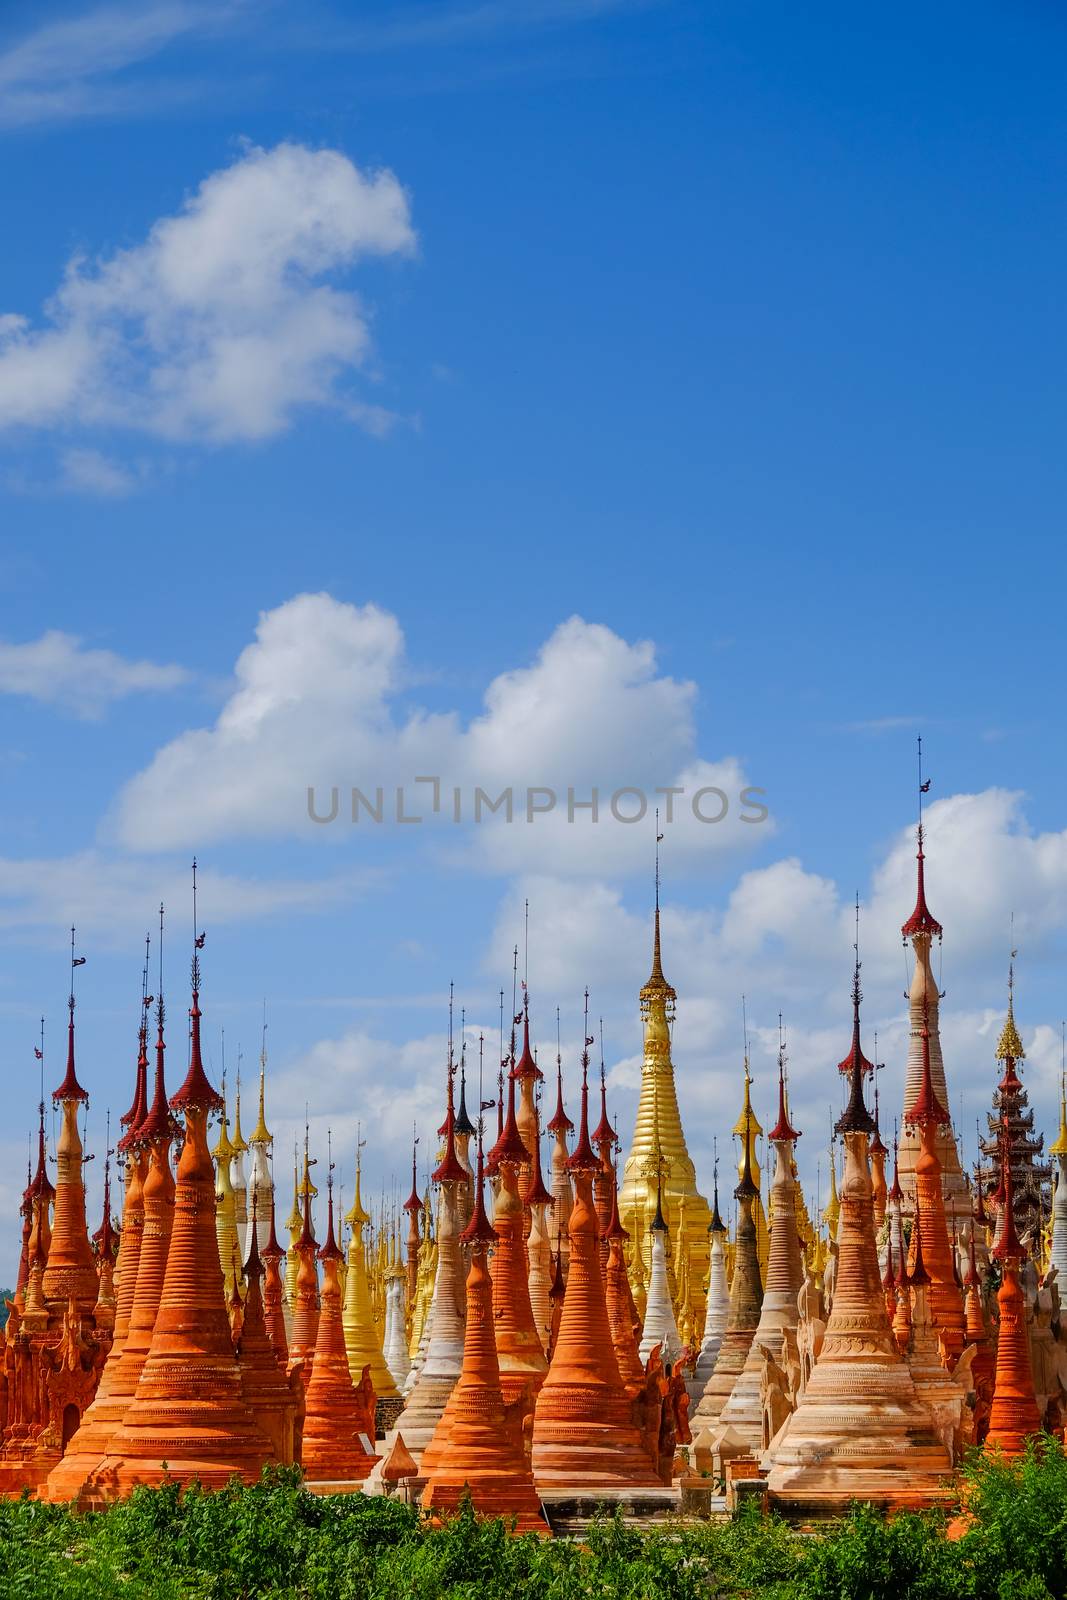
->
[523, 1106, 554, 1209]
[170, 867, 224, 1113]
[53, 927, 89, 1103]
[487, 1053, 528, 1168]
[591, 1023, 615, 1151]
[432, 1048, 467, 1185]
[297, 1176, 317, 1252]
[454, 1052, 477, 1138]
[461, 1122, 496, 1246]
[317, 1162, 344, 1263]
[546, 1026, 573, 1135]
[888, 1134, 904, 1204]
[901, 740, 942, 942]
[137, 978, 176, 1145]
[904, 1002, 949, 1129]
[835, 947, 877, 1138]
[768, 1039, 799, 1144]
[403, 1134, 424, 1215]
[567, 991, 599, 1174]
[120, 935, 152, 1150]
[992, 1120, 1025, 1263]
[92, 1133, 120, 1261]
[869, 1078, 888, 1157]
[513, 983, 542, 1083]
[28, 1102, 55, 1206]
[262, 1185, 285, 1264]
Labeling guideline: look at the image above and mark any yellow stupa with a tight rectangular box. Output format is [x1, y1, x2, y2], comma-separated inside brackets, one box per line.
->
[212, 1080, 240, 1300]
[822, 1140, 841, 1241]
[283, 1152, 302, 1328]
[341, 1147, 397, 1401]
[619, 865, 711, 1321]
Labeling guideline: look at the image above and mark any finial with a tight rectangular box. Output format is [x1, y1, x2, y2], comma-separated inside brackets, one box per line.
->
[769, 1019, 799, 1143]
[995, 933, 1026, 1065]
[170, 873, 221, 1114]
[902, 742, 942, 942]
[524, 896, 529, 986]
[835, 937, 877, 1138]
[566, 989, 599, 1173]
[55, 926, 88, 1103]
[462, 1036, 496, 1247]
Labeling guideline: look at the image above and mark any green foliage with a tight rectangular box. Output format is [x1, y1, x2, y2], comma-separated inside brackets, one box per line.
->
[0, 1289, 13, 1331]
[3, 1447, 1066, 1599]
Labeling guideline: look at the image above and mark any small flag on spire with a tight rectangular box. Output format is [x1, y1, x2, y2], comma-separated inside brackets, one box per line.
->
[920, 779, 930, 793]
[72, 956, 87, 967]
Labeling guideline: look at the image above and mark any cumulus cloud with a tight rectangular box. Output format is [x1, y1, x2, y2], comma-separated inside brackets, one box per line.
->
[0, 628, 188, 717]
[114, 592, 767, 875]
[0, 142, 415, 443]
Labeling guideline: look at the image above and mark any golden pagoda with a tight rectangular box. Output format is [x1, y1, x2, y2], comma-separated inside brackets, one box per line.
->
[212, 1078, 240, 1302]
[341, 1141, 397, 1405]
[618, 853, 711, 1318]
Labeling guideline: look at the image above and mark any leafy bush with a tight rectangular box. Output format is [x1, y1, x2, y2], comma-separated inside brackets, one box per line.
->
[3, 1446, 1066, 1599]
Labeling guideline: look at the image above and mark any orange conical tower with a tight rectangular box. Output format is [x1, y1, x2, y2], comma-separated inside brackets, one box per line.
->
[512, 983, 544, 1200]
[260, 1189, 289, 1366]
[91, 885, 275, 1495]
[985, 1123, 1041, 1457]
[41, 936, 98, 1314]
[603, 1167, 644, 1396]
[421, 1121, 546, 1531]
[531, 997, 661, 1494]
[592, 1046, 618, 1283]
[46, 949, 179, 1505]
[236, 1188, 302, 1466]
[869, 1079, 889, 1230]
[487, 1053, 547, 1406]
[545, 1021, 574, 1277]
[287, 1137, 320, 1381]
[766, 954, 953, 1512]
[301, 1163, 378, 1483]
[107, 956, 151, 1360]
[903, 1003, 966, 1358]
[897, 760, 968, 1226]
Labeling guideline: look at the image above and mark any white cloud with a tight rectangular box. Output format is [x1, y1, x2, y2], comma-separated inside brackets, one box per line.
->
[114, 593, 767, 876]
[0, 2, 245, 128]
[0, 141, 416, 442]
[0, 850, 370, 943]
[58, 447, 135, 496]
[0, 628, 188, 717]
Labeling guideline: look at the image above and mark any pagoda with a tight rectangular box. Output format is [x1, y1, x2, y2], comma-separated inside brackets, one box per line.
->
[421, 1127, 546, 1531]
[545, 1028, 574, 1276]
[487, 1042, 547, 1404]
[340, 1145, 397, 1408]
[690, 1066, 764, 1437]
[689, 1163, 729, 1400]
[707, 1044, 804, 1464]
[301, 1164, 378, 1483]
[903, 1003, 966, 1358]
[1048, 1069, 1067, 1285]
[896, 771, 969, 1226]
[235, 1188, 302, 1466]
[619, 854, 711, 1317]
[531, 1014, 662, 1495]
[985, 1123, 1042, 1457]
[766, 954, 953, 1513]
[244, 1031, 274, 1260]
[287, 1145, 320, 1380]
[41, 938, 98, 1316]
[977, 963, 1051, 1249]
[90, 894, 276, 1496]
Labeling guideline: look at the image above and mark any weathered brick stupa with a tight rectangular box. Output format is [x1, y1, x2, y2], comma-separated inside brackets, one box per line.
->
[707, 1046, 804, 1465]
[40, 944, 99, 1319]
[896, 762, 969, 1228]
[604, 1168, 645, 1397]
[301, 1167, 377, 1484]
[546, 1028, 574, 1277]
[234, 1189, 302, 1468]
[48, 955, 178, 1504]
[690, 1067, 764, 1440]
[286, 1144, 320, 1381]
[766, 957, 954, 1514]
[531, 1005, 662, 1496]
[487, 1056, 547, 1404]
[984, 1124, 1042, 1458]
[364, 1056, 469, 1489]
[90, 889, 276, 1497]
[260, 1190, 290, 1363]
[903, 1004, 966, 1359]
[421, 1124, 546, 1532]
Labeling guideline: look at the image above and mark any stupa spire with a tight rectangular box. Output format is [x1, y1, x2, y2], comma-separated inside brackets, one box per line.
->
[619, 819, 711, 1319]
[985, 1121, 1041, 1456]
[531, 1003, 661, 1493]
[546, 1007, 574, 1274]
[903, 999, 966, 1357]
[765, 950, 954, 1509]
[341, 1128, 397, 1404]
[42, 927, 98, 1313]
[91, 868, 275, 1495]
[303, 1146, 378, 1482]
[420, 1106, 545, 1530]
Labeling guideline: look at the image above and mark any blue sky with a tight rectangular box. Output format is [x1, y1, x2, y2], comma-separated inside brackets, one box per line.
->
[1, 0, 1065, 1281]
